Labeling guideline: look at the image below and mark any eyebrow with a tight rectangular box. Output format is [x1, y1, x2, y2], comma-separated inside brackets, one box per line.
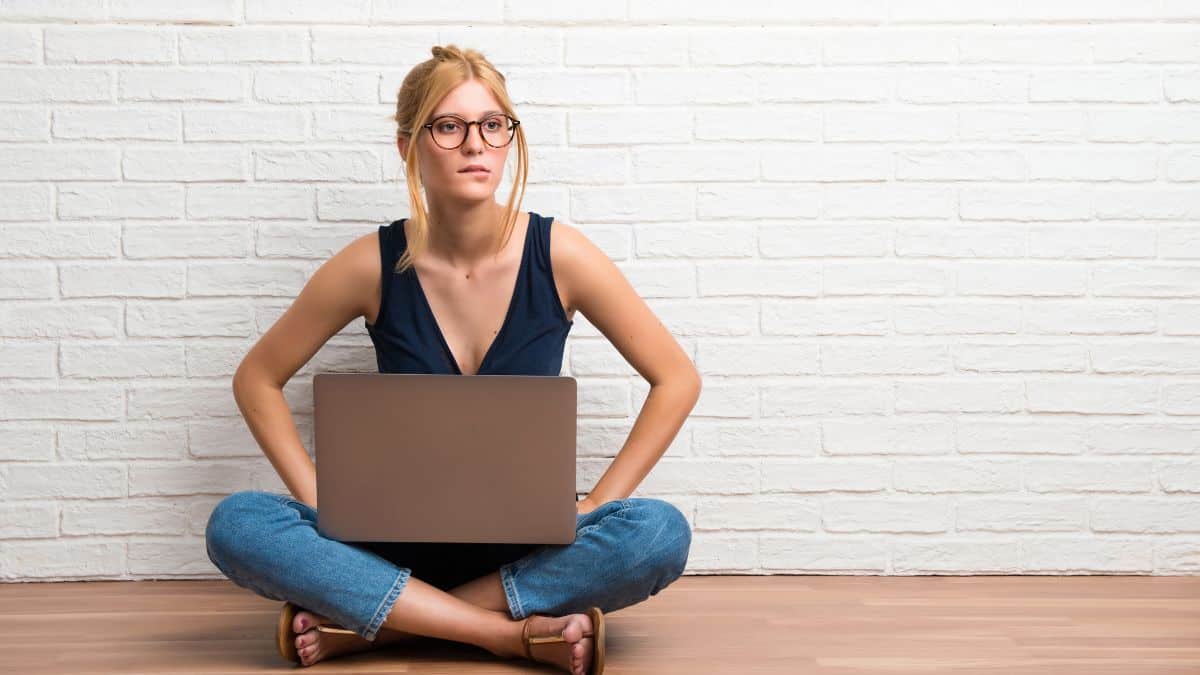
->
[433, 109, 504, 118]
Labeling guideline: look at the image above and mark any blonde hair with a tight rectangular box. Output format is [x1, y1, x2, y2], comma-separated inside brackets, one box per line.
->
[391, 44, 529, 275]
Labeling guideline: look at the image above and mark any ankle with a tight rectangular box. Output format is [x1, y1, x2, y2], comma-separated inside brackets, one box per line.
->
[490, 618, 527, 660]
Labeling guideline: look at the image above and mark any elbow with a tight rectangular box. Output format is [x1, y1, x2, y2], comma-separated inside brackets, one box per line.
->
[232, 363, 251, 393]
[657, 365, 701, 393]
[233, 359, 280, 391]
[231, 366, 249, 409]
[686, 359, 702, 391]
[680, 367, 702, 402]
[231, 362, 271, 402]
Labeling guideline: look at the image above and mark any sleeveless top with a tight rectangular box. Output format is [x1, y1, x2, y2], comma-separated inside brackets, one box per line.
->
[364, 211, 573, 376]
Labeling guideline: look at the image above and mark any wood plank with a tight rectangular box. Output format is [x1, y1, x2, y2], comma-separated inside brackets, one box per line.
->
[0, 576, 1197, 673]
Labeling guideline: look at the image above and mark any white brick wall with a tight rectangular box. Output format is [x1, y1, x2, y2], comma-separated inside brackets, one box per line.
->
[2, 4, 1199, 582]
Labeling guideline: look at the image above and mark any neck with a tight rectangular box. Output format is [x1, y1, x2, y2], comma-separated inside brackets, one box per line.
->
[425, 199, 506, 270]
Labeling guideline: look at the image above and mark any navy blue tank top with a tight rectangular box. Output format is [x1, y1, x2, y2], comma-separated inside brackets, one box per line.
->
[364, 211, 573, 376]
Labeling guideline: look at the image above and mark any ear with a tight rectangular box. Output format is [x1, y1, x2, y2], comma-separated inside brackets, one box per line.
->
[397, 136, 409, 161]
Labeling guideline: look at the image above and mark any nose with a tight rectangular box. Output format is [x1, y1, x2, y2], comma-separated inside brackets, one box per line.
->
[462, 121, 487, 153]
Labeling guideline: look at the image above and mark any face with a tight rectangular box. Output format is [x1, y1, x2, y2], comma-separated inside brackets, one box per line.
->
[397, 79, 514, 204]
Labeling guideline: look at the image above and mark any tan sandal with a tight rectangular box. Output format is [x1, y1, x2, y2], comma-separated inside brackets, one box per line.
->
[521, 606, 605, 674]
[276, 601, 358, 664]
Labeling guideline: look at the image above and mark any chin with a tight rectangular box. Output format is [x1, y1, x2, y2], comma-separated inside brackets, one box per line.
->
[454, 190, 499, 205]
[457, 182, 495, 194]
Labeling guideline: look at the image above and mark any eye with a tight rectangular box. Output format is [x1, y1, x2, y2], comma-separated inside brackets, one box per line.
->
[436, 120, 460, 132]
[484, 118, 503, 130]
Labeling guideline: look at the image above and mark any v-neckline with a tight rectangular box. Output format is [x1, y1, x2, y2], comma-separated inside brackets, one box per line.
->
[408, 211, 534, 376]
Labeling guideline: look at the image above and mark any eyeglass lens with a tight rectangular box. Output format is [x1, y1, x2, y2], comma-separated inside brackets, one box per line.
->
[430, 114, 515, 149]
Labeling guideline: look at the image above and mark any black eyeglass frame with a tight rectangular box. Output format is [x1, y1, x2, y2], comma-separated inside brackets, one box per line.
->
[421, 113, 521, 150]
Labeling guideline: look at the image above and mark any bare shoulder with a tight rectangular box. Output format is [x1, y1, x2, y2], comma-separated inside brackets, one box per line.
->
[234, 228, 381, 387]
[293, 228, 380, 326]
[547, 218, 598, 316]
[348, 228, 381, 270]
[349, 229, 383, 322]
[546, 217, 700, 387]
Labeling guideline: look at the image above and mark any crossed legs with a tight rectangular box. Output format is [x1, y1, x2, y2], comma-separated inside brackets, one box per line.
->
[206, 491, 691, 672]
[292, 569, 594, 672]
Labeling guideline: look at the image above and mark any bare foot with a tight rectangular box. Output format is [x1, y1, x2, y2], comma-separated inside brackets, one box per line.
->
[506, 613, 595, 675]
[291, 609, 414, 667]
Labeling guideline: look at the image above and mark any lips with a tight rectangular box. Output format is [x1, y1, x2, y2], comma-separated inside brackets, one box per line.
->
[459, 166, 489, 173]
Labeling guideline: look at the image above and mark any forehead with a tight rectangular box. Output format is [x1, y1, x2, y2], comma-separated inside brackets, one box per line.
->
[433, 109, 504, 118]
[432, 80, 504, 118]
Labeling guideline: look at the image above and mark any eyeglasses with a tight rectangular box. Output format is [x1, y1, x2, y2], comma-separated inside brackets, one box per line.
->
[421, 113, 520, 150]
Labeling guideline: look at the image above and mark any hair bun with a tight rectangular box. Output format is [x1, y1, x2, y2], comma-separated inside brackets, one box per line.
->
[431, 44, 463, 60]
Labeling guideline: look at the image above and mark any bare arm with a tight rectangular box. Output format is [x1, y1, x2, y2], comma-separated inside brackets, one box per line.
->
[232, 374, 320, 508]
[552, 221, 702, 510]
[232, 232, 379, 509]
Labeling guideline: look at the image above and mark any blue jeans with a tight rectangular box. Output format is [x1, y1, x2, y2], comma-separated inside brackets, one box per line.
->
[205, 490, 692, 642]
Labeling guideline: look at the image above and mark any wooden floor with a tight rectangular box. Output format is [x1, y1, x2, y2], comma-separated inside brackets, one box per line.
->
[1, 575, 1197, 673]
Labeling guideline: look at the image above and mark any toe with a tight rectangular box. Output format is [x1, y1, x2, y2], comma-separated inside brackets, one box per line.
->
[562, 621, 581, 642]
[293, 611, 310, 634]
[293, 609, 329, 635]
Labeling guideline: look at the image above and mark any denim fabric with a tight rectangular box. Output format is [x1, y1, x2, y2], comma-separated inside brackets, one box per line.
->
[205, 490, 692, 641]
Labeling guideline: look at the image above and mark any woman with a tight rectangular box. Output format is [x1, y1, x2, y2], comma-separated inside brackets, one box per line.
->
[205, 45, 701, 674]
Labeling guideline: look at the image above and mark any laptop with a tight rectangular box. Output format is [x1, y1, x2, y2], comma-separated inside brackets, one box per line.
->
[312, 372, 578, 545]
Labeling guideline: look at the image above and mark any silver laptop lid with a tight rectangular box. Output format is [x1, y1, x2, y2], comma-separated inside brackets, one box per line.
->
[313, 373, 577, 544]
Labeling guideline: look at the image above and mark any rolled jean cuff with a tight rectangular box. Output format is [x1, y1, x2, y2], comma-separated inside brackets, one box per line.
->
[363, 568, 411, 641]
[499, 560, 526, 620]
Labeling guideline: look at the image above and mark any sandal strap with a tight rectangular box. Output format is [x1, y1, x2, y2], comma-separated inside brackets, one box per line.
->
[521, 617, 534, 659]
[521, 614, 596, 660]
[522, 615, 566, 659]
